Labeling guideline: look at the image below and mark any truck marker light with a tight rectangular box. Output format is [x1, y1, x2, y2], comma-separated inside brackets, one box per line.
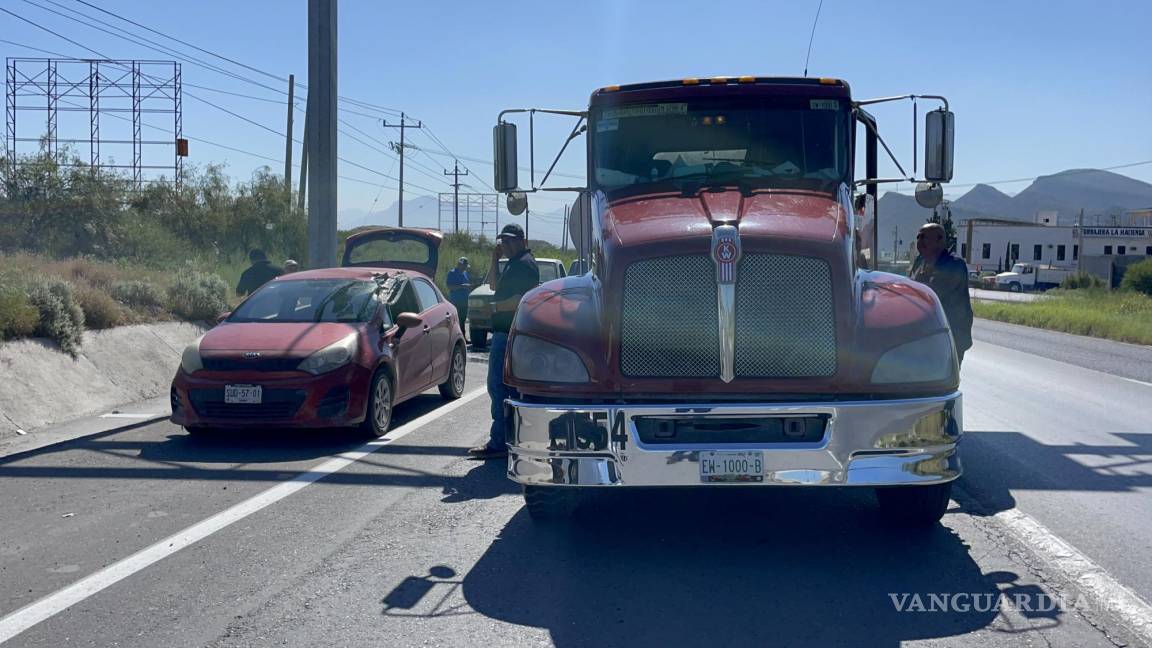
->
[601, 85, 620, 92]
[717, 115, 727, 125]
[682, 78, 700, 85]
[702, 116, 714, 126]
[819, 77, 840, 85]
[711, 76, 729, 84]
[738, 75, 756, 83]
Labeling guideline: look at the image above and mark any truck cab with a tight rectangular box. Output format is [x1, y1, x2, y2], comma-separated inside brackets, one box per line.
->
[491, 77, 961, 525]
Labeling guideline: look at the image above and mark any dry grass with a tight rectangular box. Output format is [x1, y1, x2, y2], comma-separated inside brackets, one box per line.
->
[973, 289, 1152, 345]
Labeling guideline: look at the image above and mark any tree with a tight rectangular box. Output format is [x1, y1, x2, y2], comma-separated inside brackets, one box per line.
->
[929, 202, 958, 252]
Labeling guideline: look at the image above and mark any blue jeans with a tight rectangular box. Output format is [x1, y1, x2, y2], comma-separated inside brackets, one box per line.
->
[487, 332, 513, 449]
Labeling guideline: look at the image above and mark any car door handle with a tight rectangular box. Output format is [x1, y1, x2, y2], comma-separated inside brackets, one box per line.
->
[422, 325, 430, 334]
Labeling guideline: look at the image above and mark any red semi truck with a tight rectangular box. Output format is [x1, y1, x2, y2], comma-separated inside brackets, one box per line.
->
[491, 76, 961, 525]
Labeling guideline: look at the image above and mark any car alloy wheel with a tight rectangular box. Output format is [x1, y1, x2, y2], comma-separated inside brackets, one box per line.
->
[439, 345, 466, 400]
[363, 372, 393, 438]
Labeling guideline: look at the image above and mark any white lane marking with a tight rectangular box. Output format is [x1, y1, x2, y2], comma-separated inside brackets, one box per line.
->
[98, 413, 162, 419]
[992, 507, 1152, 644]
[0, 388, 487, 645]
[1121, 377, 1152, 388]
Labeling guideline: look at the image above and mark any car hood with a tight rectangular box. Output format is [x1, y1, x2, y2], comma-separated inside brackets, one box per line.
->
[469, 285, 494, 298]
[200, 322, 361, 354]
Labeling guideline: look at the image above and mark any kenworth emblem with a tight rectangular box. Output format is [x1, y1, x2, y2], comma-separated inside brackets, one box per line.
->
[711, 225, 741, 382]
[243, 352, 261, 359]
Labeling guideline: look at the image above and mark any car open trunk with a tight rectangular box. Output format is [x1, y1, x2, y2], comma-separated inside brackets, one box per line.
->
[341, 227, 443, 278]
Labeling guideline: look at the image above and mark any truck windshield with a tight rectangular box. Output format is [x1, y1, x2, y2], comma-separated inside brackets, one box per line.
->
[592, 96, 849, 196]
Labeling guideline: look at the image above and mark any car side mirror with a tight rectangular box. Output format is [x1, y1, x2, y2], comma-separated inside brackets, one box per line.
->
[924, 109, 955, 183]
[493, 122, 518, 192]
[394, 312, 422, 339]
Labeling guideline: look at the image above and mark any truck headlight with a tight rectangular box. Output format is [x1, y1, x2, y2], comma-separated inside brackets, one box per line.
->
[468, 298, 486, 309]
[180, 336, 204, 374]
[510, 335, 589, 383]
[298, 333, 358, 375]
[871, 332, 956, 384]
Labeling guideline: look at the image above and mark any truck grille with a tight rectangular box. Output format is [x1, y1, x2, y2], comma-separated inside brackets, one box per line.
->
[620, 254, 837, 379]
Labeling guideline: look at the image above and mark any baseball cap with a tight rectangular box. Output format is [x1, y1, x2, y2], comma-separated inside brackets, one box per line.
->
[497, 223, 525, 240]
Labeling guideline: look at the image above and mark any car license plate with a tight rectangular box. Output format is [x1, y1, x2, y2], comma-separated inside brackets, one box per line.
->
[699, 451, 764, 483]
[224, 384, 262, 404]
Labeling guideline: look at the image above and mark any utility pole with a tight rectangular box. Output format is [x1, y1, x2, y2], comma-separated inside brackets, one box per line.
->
[307, 0, 337, 268]
[1077, 208, 1084, 273]
[382, 112, 422, 226]
[297, 91, 309, 211]
[284, 74, 294, 197]
[892, 225, 899, 263]
[443, 160, 468, 233]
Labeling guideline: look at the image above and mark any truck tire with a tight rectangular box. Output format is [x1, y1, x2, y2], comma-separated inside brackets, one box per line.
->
[524, 485, 579, 521]
[875, 482, 952, 527]
[471, 328, 488, 349]
[1008, 282, 1022, 293]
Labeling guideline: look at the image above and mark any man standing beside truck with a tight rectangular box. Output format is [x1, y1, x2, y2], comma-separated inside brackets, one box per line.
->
[911, 223, 974, 365]
[469, 224, 539, 459]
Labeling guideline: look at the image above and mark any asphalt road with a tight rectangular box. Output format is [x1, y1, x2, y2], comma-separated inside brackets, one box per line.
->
[0, 322, 1149, 647]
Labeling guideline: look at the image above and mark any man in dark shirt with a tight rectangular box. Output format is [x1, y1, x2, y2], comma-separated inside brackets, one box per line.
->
[469, 223, 539, 459]
[236, 249, 283, 297]
[445, 257, 472, 339]
[910, 223, 974, 366]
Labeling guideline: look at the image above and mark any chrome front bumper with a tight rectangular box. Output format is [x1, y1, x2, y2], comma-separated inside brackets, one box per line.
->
[507, 393, 962, 487]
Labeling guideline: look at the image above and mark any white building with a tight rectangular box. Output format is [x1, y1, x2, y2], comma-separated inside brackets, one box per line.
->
[962, 219, 1152, 273]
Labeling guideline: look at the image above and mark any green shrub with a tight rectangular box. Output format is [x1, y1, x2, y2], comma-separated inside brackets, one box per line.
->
[167, 271, 228, 321]
[0, 284, 38, 340]
[1120, 259, 1152, 296]
[110, 280, 165, 310]
[26, 278, 85, 356]
[76, 287, 126, 329]
[1061, 271, 1105, 290]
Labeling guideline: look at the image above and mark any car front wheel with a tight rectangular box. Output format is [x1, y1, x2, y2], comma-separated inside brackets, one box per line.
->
[361, 371, 394, 438]
[875, 482, 952, 527]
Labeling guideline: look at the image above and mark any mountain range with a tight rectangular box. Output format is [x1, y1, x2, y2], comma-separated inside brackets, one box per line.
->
[878, 169, 1152, 242]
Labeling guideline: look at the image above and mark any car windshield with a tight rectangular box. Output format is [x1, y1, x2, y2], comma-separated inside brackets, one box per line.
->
[592, 96, 850, 196]
[229, 279, 378, 323]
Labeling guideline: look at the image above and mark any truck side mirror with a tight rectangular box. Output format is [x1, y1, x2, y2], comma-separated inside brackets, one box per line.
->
[924, 109, 955, 183]
[493, 122, 519, 192]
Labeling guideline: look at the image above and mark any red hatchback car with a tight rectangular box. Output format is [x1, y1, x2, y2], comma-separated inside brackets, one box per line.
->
[170, 228, 467, 437]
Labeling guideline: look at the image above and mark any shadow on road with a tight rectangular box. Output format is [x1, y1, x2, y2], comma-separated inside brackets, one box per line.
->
[959, 430, 1152, 515]
[450, 488, 1041, 647]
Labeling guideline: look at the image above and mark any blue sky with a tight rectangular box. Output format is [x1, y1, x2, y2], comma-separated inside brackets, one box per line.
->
[3, 0, 1151, 241]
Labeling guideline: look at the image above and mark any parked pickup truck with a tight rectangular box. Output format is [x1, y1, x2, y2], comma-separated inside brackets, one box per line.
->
[467, 257, 566, 348]
[995, 263, 1071, 292]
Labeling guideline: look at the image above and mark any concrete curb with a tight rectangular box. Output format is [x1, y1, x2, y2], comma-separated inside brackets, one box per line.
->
[0, 322, 206, 440]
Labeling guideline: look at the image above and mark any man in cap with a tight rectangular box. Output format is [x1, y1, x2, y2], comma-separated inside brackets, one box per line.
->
[236, 249, 283, 297]
[910, 222, 973, 366]
[283, 259, 300, 274]
[445, 256, 473, 339]
[469, 223, 539, 459]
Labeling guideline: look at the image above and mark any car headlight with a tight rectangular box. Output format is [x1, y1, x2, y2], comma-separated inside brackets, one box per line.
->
[180, 336, 204, 374]
[298, 333, 358, 375]
[510, 335, 589, 383]
[871, 332, 956, 384]
[468, 298, 487, 309]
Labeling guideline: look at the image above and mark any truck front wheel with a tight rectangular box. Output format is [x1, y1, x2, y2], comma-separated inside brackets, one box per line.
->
[1008, 282, 1022, 293]
[875, 482, 952, 527]
[524, 485, 580, 521]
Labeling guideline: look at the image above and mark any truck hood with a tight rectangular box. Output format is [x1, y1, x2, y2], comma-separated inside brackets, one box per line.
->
[200, 322, 361, 354]
[602, 188, 847, 248]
